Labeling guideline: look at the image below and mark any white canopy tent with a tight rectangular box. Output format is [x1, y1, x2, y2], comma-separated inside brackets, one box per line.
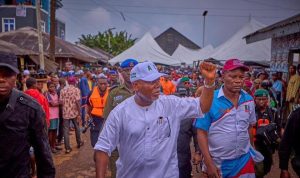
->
[210, 19, 271, 62]
[109, 33, 180, 65]
[172, 44, 214, 64]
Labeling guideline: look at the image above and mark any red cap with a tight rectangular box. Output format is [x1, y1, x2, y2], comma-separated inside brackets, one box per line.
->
[223, 59, 249, 72]
[68, 76, 77, 84]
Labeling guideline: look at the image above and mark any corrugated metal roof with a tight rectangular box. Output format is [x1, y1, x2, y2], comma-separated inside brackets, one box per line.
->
[30, 55, 58, 72]
[244, 13, 300, 38]
[0, 27, 111, 63]
[75, 44, 113, 63]
[0, 39, 35, 55]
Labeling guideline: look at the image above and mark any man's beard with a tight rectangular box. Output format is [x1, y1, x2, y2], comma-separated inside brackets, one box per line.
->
[136, 91, 153, 104]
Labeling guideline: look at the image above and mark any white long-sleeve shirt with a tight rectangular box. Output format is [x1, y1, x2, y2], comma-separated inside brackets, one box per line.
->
[94, 95, 203, 178]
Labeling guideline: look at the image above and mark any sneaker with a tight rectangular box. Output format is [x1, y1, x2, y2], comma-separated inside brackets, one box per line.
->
[77, 141, 84, 148]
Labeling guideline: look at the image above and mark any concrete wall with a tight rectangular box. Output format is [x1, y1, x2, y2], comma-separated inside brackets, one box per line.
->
[270, 32, 300, 73]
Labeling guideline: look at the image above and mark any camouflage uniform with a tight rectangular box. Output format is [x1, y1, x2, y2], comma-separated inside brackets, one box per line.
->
[103, 84, 134, 178]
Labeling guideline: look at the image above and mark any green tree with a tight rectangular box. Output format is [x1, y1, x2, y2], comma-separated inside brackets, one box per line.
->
[78, 29, 137, 56]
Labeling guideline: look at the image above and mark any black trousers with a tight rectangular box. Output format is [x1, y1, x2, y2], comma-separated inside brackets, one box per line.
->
[179, 163, 192, 178]
[57, 117, 64, 143]
[254, 141, 273, 177]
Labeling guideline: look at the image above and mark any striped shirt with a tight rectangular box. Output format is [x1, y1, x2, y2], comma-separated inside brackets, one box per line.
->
[195, 87, 256, 163]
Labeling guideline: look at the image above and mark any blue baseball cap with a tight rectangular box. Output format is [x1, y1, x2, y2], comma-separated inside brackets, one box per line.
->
[130, 61, 166, 82]
[120, 58, 138, 68]
[109, 70, 117, 75]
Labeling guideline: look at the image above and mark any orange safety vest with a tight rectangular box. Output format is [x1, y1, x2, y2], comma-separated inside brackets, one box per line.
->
[89, 87, 109, 117]
[160, 78, 176, 95]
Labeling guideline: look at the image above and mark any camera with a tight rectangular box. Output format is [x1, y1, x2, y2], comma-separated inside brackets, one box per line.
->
[256, 122, 280, 147]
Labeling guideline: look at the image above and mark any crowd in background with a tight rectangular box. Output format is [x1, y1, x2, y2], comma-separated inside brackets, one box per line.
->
[10, 59, 300, 177]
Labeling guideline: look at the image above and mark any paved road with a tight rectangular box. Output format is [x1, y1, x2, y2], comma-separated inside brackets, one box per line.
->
[54, 131, 297, 178]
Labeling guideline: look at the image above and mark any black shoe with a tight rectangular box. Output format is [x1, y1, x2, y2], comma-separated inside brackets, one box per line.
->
[77, 141, 84, 148]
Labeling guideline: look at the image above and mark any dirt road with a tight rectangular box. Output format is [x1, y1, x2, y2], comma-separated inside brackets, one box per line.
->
[53, 131, 297, 178]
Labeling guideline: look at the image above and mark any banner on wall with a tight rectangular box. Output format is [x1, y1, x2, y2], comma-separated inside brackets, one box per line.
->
[16, 5, 26, 17]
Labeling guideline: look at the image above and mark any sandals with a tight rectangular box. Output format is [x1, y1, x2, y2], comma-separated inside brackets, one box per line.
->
[65, 148, 72, 154]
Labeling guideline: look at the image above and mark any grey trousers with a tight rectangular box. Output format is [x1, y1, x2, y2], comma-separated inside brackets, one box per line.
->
[63, 118, 81, 150]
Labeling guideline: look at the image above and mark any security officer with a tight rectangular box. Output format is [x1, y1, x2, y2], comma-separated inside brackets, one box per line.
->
[175, 77, 194, 97]
[102, 58, 138, 178]
[87, 75, 109, 147]
[253, 89, 280, 178]
[0, 52, 55, 178]
[103, 59, 138, 118]
[175, 77, 201, 178]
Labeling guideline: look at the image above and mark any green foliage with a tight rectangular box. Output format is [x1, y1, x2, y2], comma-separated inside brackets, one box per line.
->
[78, 29, 137, 56]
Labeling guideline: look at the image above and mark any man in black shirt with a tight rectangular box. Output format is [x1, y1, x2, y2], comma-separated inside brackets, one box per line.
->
[279, 107, 300, 178]
[254, 89, 280, 178]
[176, 77, 201, 178]
[177, 118, 201, 178]
[0, 52, 55, 178]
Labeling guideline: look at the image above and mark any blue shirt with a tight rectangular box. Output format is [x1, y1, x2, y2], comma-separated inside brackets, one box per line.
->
[95, 95, 203, 178]
[194, 87, 256, 164]
[79, 77, 90, 97]
[272, 80, 283, 92]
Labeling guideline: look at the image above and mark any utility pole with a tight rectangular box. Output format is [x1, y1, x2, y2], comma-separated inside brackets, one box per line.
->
[36, 0, 44, 70]
[202, 10, 208, 48]
[50, 0, 56, 62]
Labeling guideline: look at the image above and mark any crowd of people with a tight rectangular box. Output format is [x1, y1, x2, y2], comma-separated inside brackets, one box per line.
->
[0, 51, 300, 178]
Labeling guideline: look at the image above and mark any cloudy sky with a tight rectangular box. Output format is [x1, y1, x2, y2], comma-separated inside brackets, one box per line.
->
[57, 0, 300, 48]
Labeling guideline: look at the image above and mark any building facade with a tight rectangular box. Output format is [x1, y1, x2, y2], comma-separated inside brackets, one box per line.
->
[270, 32, 300, 73]
[0, 0, 65, 39]
[245, 13, 300, 74]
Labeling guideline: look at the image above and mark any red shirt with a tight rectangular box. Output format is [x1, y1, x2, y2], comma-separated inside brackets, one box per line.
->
[25, 89, 50, 127]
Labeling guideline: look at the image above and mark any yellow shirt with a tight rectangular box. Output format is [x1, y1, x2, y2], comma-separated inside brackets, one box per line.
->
[286, 74, 300, 101]
[88, 80, 93, 91]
